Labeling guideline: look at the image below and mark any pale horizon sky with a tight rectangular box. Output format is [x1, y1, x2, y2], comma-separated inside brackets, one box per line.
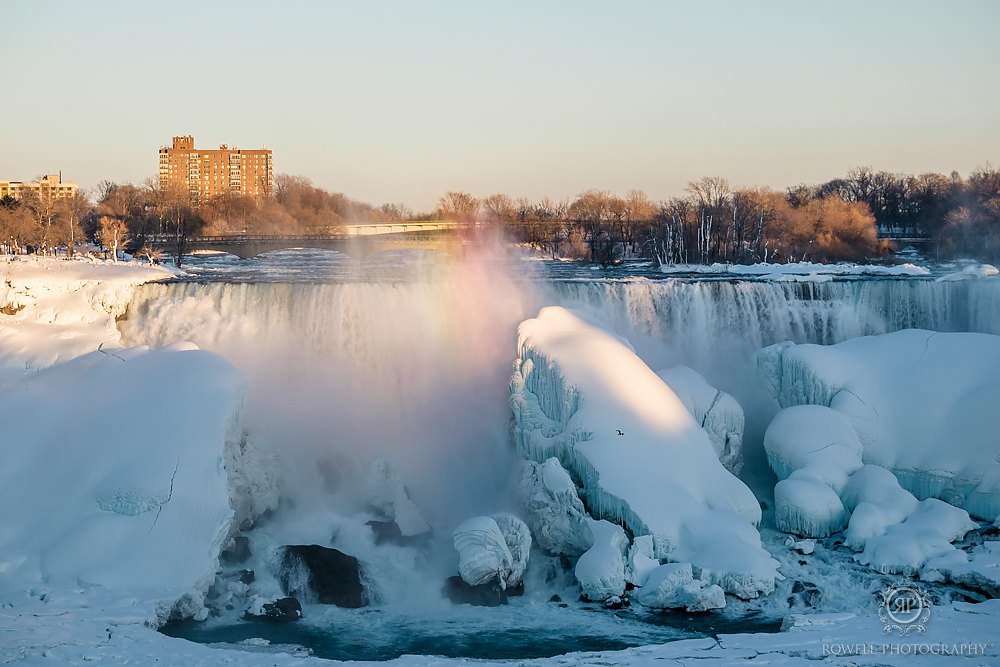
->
[2, 0, 998, 212]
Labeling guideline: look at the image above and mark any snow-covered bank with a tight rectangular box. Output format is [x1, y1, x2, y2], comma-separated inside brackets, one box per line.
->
[0, 257, 266, 629]
[659, 260, 932, 279]
[511, 307, 778, 601]
[0, 256, 175, 380]
[0, 346, 250, 621]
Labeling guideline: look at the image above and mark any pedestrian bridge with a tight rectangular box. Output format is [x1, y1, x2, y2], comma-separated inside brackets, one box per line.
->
[147, 221, 464, 259]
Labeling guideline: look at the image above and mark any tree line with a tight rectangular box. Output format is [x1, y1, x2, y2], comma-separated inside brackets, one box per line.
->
[2, 166, 997, 264]
[439, 166, 1000, 264]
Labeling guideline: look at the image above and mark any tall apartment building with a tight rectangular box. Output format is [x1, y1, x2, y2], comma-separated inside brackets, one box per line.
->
[158, 135, 273, 204]
[0, 173, 79, 201]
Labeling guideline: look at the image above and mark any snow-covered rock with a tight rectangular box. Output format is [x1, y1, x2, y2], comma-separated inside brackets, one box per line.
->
[519, 458, 593, 556]
[657, 365, 744, 474]
[758, 329, 1000, 520]
[452, 516, 514, 588]
[491, 513, 531, 588]
[626, 534, 660, 585]
[0, 344, 246, 622]
[511, 307, 778, 599]
[635, 562, 726, 612]
[574, 520, 628, 602]
[773, 474, 848, 537]
[923, 541, 1000, 596]
[855, 499, 977, 576]
[451, 514, 530, 590]
[763, 405, 863, 492]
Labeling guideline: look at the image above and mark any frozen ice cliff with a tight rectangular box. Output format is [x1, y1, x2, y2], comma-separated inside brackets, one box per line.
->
[511, 307, 778, 601]
[657, 365, 744, 474]
[0, 258, 271, 625]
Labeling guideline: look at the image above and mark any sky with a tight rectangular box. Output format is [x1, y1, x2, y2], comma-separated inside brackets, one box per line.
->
[2, 0, 998, 212]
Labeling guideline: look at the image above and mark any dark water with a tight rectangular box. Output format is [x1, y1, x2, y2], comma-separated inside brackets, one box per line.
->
[162, 601, 781, 661]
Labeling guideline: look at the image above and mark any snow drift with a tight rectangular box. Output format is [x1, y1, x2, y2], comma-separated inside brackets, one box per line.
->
[511, 306, 778, 600]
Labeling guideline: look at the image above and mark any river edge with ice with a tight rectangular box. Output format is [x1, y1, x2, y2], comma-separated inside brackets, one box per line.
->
[2, 252, 999, 665]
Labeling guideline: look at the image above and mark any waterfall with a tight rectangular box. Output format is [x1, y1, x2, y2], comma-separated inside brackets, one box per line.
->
[119, 276, 999, 591]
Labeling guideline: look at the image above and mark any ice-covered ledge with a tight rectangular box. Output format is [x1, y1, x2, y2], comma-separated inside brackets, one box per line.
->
[0, 256, 275, 627]
[0, 255, 177, 379]
[510, 306, 778, 599]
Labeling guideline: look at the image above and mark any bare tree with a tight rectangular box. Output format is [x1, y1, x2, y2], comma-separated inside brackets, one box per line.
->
[98, 216, 128, 261]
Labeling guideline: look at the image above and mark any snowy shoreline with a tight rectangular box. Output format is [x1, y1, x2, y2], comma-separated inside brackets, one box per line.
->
[1, 256, 998, 665]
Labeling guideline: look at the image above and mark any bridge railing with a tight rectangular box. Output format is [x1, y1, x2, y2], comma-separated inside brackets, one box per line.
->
[145, 220, 466, 246]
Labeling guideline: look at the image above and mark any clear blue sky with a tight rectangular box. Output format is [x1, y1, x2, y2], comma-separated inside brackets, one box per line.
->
[2, 0, 998, 211]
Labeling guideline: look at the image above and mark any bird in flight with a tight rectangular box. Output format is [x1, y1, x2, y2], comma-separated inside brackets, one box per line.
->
[615, 430, 624, 436]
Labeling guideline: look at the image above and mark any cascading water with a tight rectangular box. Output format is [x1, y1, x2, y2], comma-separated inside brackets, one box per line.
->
[120, 251, 999, 660]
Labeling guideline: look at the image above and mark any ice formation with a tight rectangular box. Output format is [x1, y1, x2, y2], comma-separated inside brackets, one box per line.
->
[923, 541, 1000, 596]
[364, 460, 431, 537]
[511, 307, 778, 599]
[635, 562, 726, 612]
[0, 344, 247, 620]
[758, 329, 1000, 522]
[574, 519, 628, 602]
[518, 458, 593, 556]
[656, 365, 744, 474]
[452, 514, 530, 589]
[759, 330, 997, 575]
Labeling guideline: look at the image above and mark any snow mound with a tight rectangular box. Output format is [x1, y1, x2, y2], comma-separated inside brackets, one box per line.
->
[0, 345, 246, 619]
[855, 499, 977, 575]
[758, 329, 1000, 521]
[657, 365, 744, 474]
[518, 458, 593, 556]
[0, 256, 174, 380]
[511, 306, 778, 599]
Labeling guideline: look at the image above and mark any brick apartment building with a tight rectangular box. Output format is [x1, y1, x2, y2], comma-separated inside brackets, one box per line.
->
[158, 135, 273, 205]
[0, 173, 79, 201]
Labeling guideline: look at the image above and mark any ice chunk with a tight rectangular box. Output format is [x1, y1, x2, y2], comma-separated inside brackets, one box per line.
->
[512, 307, 777, 598]
[452, 516, 513, 588]
[635, 562, 725, 612]
[923, 541, 1000, 597]
[574, 520, 628, 602]
[627, 535, 660, 585]
[657, 366, 744, 474]
[841, 465, 919, 550]
[773, 474, 848, 538]
[518, 458, 593, 557]
[763, 405, 863, 490]
[491, 513, 531, 588]
[855, 499, 977, 575]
